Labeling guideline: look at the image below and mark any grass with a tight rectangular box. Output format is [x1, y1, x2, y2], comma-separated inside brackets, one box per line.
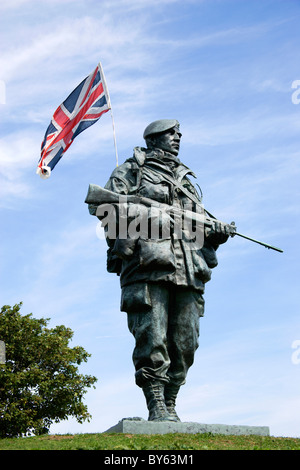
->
[0, 432, 299, 450]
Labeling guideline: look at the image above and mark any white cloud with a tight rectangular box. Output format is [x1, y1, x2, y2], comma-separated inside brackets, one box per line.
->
[0, 0, 83, 11]
[0, 13, 150, 83]
[0, 0, 33, 9]
[0, 131, 40, 203]
[183, 110, 300, 147]
[0, 132, 38, 175]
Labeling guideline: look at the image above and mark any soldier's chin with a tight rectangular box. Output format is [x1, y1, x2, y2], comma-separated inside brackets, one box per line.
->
[160, 144, 180, 155]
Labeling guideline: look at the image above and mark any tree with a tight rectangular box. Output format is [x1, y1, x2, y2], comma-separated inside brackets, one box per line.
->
[0, 303, 97, 438]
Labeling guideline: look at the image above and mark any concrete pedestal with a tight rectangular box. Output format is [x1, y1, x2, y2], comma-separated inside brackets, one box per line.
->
[105, 418, 270, 436]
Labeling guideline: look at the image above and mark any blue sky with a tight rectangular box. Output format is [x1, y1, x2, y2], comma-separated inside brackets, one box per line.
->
[1, 0, 300, 437]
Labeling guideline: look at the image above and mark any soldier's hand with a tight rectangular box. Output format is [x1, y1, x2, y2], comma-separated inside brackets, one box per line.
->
[205, 221, 231, 246]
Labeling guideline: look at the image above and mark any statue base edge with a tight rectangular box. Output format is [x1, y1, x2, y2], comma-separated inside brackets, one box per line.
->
[104, 418, 270, 436]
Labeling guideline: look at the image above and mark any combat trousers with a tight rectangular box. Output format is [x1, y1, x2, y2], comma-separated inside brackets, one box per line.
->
[124, 282, 204, 388]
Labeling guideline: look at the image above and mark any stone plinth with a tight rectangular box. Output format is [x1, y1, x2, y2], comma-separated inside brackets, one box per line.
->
[105, 418, 270, 436]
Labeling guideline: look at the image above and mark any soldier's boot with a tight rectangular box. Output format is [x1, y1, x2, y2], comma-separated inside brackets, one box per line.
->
[164, 383, 181, 422]
[142, 381, 178, 422]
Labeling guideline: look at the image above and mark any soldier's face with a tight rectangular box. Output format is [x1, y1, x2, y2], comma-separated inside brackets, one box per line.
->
[154, 126, 182, 156]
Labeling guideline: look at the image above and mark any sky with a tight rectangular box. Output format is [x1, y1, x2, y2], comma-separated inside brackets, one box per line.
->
[1, 0, 300, 438]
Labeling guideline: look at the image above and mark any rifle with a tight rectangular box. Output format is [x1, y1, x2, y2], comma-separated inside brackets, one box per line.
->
[85, 184, 283, 253]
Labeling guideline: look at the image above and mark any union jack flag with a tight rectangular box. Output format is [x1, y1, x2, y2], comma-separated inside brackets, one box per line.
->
[37, 62, 111, 178]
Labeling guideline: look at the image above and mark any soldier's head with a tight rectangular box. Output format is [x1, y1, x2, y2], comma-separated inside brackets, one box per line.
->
[143, 119, 182, 156]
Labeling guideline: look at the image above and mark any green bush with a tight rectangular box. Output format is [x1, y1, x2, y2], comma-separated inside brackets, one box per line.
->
[0, 303, 97, 438]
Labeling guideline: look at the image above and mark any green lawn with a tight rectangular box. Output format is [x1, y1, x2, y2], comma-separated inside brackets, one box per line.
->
[0, 432, 299, 450]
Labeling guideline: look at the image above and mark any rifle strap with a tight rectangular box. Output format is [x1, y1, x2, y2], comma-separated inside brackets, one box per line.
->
[143, 163, 202, 207]
[147, 164, 217, 220]
[132, 151, 217, 220]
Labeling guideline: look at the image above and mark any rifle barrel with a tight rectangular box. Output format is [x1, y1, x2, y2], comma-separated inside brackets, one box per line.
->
[234, 232, 283, 253]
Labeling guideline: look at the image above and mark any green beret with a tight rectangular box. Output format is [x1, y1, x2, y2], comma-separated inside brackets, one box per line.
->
[143, 119, 180, 139]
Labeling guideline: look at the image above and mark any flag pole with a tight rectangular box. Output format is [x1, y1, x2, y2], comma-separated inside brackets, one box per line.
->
[110, 107, 119, 167]
[99, 62, 119, 167]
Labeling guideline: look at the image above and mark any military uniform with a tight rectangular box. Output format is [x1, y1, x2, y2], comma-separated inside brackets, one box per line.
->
[90, 120, 227, 421]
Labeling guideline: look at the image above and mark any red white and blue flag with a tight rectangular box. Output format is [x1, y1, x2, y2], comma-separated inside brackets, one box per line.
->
[37, 62, 111, 178]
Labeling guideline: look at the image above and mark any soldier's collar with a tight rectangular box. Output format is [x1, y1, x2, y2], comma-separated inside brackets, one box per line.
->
[146, 148, 181, 165]
[133, 146, 196, 179]
[133, 147, 179, 166]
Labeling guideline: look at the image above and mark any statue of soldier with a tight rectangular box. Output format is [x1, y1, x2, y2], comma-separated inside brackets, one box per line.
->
[88, 119, 230, 422]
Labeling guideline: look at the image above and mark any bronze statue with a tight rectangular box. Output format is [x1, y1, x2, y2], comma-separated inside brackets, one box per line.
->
[85, 119, 280, 422]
